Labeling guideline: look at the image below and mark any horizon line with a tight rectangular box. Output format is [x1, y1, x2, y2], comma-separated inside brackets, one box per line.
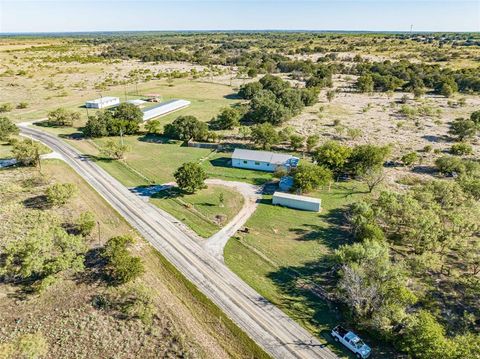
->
[1, 29, 479, 36]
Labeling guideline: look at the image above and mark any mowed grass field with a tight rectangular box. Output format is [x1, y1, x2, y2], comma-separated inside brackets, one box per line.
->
[150, 185, 244, 238]
[224, 181, 369, 357]
[57, 134, 273, 187]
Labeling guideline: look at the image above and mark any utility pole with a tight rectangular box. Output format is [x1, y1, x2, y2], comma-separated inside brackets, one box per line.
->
[35, 142, 42, 174]
[97, 220, 101, 247]
[120, 128, 124, 146]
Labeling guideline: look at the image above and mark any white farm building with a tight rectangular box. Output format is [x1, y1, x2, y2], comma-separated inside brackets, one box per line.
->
[85, 96, 120, 109]
[142, 99, 191, 121]
[231, 148, 299, 172]
[272, 192, 321, 212]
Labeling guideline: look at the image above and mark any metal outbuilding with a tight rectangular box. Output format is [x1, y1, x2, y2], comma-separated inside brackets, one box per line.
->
[142, 99, 191, 121]
[272, 191, 321, 212]
[85, 96, 120, 109]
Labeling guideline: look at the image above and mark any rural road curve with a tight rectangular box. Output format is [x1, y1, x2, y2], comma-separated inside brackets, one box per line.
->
[20, 125, 339, 359]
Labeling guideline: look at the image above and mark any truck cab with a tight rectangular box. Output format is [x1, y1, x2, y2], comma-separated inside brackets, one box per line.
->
[331, 325, 371, 358]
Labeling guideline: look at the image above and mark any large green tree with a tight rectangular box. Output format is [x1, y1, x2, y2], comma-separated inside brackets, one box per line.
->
[174, 162, 208, 194]
[164, 115, 209, 141]
[313, 141, 352, 173]
[292, 164, 332, 193]
[250, 123, 279, 150]
[102, 235, 144, 285]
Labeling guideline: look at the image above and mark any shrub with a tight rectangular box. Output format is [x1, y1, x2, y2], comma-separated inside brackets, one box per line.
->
[435, 156, 466, 176]
[450, 142, 473, 156]
[12, 139, 41, 166]
[401, 152, 419, 166]
[46, 183, 78, 206]
[0, 116, 19, 141]
[0, 103, 13, 113]
[449, 118, 477, 141]
[102, 235, 144, 285]
[46, 107, 80, 127]
[76, 211, 96, 236]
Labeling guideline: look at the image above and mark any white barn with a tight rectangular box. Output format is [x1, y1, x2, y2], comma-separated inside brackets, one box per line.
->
[272, 192, 321, 212]
[85, 96, 120, 109]
[231, 149, 299, 172]
[142, 99, 191, 121]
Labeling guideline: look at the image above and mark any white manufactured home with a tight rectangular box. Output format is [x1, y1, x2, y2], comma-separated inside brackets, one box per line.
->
[142, 99, 191, 121]
[272, 191, 321, 212]
[85, 96, 120, 109]
[231, 148, 299, 172]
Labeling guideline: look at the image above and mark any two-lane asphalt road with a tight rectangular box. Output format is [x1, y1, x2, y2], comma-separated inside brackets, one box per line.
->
[20, 125, 338, 359]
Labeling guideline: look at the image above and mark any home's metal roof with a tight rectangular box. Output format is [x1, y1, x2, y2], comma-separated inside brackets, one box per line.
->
[272, 191, 321, 204]
[232, 148, 295, 164]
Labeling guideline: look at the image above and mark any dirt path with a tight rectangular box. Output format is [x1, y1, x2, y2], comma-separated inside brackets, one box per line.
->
[202, 179, 262, 261]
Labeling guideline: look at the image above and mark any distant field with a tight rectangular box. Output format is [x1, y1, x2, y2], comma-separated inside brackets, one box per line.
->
[150, 184, 244, 238]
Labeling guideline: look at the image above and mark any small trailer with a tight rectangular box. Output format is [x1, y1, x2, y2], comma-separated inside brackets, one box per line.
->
[331, 325, 371, 358]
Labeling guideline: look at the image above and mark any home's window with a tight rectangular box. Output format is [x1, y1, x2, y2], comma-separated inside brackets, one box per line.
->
[255, 161, 260, 165]
[243, 160, 247, 164]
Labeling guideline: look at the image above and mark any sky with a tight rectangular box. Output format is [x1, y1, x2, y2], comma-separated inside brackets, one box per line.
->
[0, 0, 479, 33]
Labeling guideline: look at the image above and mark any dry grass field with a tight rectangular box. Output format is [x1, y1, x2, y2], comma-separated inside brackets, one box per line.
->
[0, 161, 267, 358]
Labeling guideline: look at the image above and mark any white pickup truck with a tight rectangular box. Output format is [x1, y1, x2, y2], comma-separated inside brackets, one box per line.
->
[331, 325, 372, 358]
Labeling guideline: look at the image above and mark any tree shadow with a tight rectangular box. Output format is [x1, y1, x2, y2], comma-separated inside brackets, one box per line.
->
[422, 134, 449, 143]
[288, 208, 352, 248]
[58, 132, 84, 140]
[151, 187, 184, 199]
[198, 202, 215, 207]
[223, 93, 242, 100]
[75, 247, 108, 285]
[22, 195, 51, 210]
[209, 157, 232, 168]
[130, 184, 174, 198]
[137, 134, 177, 144]
[266, 260, 344, 347]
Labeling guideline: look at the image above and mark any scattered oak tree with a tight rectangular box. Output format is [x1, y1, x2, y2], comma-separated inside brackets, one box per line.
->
[0, 116, 18, 141]
[102, 235, 144, 285]
[250, 123, 279, 150]
[174, 162, 207, 194]
[292, 164, 333, 193]
[46, 183, 78, 206]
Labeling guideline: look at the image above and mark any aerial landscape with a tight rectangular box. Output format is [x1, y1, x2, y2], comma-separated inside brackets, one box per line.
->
[0, 1, 479, 358]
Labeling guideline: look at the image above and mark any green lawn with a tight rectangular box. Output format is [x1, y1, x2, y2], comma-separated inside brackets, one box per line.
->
[55, 133, 273, 187]
[224, 181, 371, 357]
[150, 184, 244, 238]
